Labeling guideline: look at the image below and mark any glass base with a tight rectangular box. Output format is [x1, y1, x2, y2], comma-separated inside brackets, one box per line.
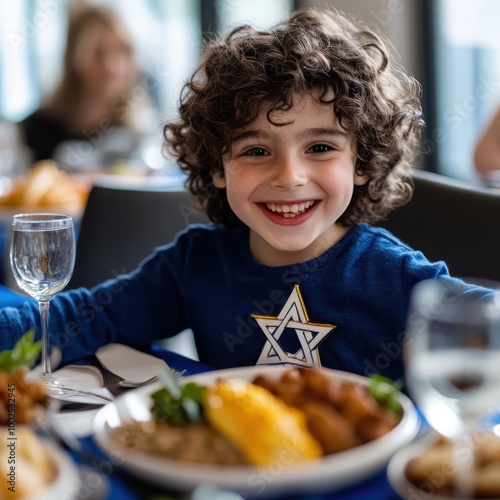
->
[27, 371, 66, 396]
[42, 376, 70, 397]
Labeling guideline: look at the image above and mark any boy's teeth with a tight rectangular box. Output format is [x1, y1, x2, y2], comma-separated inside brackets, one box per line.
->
[266, 201, 313, 215]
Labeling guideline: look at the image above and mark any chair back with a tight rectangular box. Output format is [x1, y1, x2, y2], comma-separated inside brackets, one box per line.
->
[69, 184, 208, 289]
[377, 169, 500, 283]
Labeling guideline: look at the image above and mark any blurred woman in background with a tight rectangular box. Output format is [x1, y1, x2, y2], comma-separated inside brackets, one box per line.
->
[474, 105, 500, 179]
[19, 3, 152, 170]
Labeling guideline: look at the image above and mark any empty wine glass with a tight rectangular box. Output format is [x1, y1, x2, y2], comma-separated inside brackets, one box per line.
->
[405, 279, 500, 498]
[10, 213, 76, 386]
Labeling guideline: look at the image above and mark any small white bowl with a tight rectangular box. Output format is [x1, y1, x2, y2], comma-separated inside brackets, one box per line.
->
[387, 432, 500, 500]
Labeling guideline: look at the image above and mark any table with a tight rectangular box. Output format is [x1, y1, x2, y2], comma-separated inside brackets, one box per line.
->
[63, 346, 405, 500]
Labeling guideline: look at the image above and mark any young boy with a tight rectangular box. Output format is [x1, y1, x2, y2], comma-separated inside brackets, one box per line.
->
[0, 8, 485, 381]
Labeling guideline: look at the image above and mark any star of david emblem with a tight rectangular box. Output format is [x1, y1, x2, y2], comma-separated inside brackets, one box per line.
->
[252, 285, 336, 367]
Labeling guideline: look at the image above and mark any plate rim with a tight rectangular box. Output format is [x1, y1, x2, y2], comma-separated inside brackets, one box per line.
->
[29, 438, 80, 500]
[93, 365, 420, 497]
[386, 431, 485, 500]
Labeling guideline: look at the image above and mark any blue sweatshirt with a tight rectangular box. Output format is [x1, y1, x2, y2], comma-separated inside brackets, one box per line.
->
[0, 223, 475, 380]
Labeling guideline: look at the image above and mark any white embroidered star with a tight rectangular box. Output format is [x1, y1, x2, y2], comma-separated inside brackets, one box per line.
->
[252, 284, 336, 367]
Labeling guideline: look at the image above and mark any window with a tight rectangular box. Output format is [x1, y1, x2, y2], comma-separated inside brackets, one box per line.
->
[217, 0, 294, 33]
[0, 1, 41, 120]
[0, 0, 294, 125]
[432, 0, 500, 181]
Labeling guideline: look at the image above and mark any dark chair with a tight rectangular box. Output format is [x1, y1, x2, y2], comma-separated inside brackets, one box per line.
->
[377, 169, 500, 283]
[69, 184, 208, 289]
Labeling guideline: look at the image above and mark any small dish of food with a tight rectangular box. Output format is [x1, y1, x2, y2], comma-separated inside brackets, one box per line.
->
[0, 425, 80, 500]
[0, 159, 88, 222]
[387, 430, 500, 499]
[93, 365, 419, 498]
[0, 331, 80, 499]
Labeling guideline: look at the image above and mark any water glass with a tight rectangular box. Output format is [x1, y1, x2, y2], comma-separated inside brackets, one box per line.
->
[405, 279, 500, 497]
[10, 213, 76, 383]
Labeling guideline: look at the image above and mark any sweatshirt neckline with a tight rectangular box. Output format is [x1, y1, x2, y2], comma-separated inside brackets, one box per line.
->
[233, 224, 365, 277]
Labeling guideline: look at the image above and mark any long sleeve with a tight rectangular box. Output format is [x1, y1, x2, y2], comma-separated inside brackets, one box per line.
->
[0, 241, 188, 365]
[0, 300, 39, 350]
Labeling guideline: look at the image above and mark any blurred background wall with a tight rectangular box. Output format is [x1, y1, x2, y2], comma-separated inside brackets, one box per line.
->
[1, 0, 499, 183]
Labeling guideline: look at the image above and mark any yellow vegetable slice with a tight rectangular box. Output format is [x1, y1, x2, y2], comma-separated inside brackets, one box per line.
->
[205, 378, 322, 465]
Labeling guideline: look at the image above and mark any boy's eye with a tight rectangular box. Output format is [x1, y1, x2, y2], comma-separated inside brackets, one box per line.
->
[241, 147, 269, 157]
[308, 143, 334, 153]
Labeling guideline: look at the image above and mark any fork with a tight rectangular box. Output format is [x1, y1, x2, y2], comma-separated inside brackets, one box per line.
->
[117, 374, 160, 388]
[117, 367, 185, 387]
[119, 368, 186, 387]
[94, 354, 185, 395]
[48, 385, 114, 403]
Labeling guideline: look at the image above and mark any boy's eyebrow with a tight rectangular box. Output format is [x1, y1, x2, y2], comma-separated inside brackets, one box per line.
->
[305, 127, 350, 139]
[231, 127, 350, 144]
[231, 130, 267, 144]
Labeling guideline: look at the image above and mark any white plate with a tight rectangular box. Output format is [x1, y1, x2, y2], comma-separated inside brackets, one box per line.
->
[387, 432, 500, 500]
[27, 439, 80, 500]
[28, 364, 112, 406]
[50, 364, 104, 390]
[93, 365, 420, 498]
[96, 343, 169, 384]
[387, 433, 449, 500]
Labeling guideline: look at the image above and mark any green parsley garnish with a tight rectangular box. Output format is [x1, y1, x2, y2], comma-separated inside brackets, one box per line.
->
[368, 374, 403, 415]
[0, 329, 41, 373]
[150, 370, 205, 426]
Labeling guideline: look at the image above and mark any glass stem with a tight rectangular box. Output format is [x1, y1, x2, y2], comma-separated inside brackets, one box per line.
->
[453, 432, 475, 499]
[39, 299, 51, 375]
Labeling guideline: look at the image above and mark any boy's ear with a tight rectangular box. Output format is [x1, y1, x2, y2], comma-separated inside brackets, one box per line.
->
[354, 171, 369, 186]
[213, 170, 227, 188]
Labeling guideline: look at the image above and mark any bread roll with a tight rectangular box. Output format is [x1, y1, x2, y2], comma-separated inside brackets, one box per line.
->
[0, 160, 87, 207]
[0, 426, 56, 498]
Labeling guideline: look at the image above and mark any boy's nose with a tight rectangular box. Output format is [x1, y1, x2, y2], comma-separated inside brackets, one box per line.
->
[269, 156, 307, 189]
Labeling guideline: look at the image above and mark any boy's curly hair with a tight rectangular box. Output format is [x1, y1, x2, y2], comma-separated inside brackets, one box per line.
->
[163, 8, 424, 226]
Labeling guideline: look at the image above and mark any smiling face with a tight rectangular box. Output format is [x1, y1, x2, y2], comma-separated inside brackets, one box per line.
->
[74, 22, 134, 101]
[213, 94, 367, 266]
